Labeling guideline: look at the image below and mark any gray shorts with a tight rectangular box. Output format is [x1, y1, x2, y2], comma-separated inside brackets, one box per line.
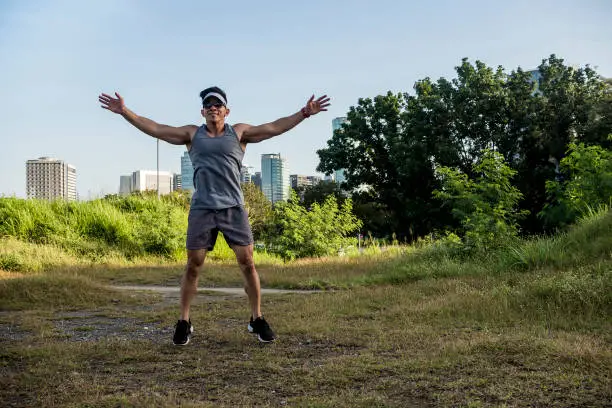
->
[186, 206, 253, 250]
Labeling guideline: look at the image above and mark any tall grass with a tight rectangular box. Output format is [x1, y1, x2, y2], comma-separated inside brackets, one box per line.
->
[0, 196, 284, 272]
[498, 207, 612, 270]
[0, 196, 188, 261]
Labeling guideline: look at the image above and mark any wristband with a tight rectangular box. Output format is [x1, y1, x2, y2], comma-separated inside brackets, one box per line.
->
[301, 107, 311, 118]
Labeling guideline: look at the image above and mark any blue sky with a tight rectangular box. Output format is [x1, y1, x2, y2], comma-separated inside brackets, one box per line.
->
[1, 0, 611, 199]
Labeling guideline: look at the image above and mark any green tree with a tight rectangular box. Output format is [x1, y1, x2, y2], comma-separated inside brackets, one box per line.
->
[318, 61, 512, 239]
[434, 150, 528, 252]
[351, 195, 395, 239]
[513, 55, 612, 232]
[241, 183, 272, 241]
[300, 180, 347, 209]
[318, 55, 612, 238]
[541, 140, 612, 227]
[317, 91, 442, 240]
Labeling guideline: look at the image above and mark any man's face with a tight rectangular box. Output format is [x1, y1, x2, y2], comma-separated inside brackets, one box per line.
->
[201, 96, 228, 121]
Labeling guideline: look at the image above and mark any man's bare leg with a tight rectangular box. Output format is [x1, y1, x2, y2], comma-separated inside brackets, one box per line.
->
[180, 249, 207, 321]
[233, 244, 261, 319]
[233, 244, 276, 342]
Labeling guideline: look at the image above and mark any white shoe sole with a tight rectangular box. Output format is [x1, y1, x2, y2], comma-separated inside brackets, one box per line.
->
[248, 322, 276, 342]
[257, 334, 276, 343]
[173, 337, 190, 346]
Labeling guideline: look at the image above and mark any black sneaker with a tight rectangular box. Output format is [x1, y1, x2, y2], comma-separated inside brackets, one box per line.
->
[249, 316, 276, 343]
[173, 319, 193, 346]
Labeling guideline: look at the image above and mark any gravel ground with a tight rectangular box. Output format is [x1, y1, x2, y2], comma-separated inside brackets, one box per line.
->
[1, 285, 316, 344]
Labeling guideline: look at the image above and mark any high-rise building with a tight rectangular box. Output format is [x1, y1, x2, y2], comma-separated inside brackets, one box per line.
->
[119, 175, 132, 196]
[307, 175, 321, 185]
[290, 174, 321, 189]
[527, 69, 543, 95]
[181, 151, 195, 192]
[253, 172, 262, 190]
[290, 175, 304, 189]
[332, 116, 347, 132]
[131, 170, 174, 194]
[331, 117, 347, 184]
[119, 170, 177, 195]
[241, 165, 255, 183]
[334, 169, 346, 184]
[26, 157, 77, 200]
[261, 153, 290, 203]
[173, 174, 182, 191]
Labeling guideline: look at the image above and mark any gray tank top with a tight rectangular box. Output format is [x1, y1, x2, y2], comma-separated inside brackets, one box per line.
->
[189, 124, 245, 210]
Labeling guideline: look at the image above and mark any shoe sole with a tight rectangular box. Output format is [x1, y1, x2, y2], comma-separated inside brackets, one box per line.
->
[249, 323, 276, 342]
[257, 334, 276, 343]
[173, 337, 190, 346]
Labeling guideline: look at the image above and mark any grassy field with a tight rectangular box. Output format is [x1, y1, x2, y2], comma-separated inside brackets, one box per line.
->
[0, 210, 611, 407]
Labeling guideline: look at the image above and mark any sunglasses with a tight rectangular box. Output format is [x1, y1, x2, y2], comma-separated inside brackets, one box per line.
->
[203, 102, 225, 109]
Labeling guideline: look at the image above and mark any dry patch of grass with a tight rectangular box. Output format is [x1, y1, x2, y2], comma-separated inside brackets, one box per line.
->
[1, 270, 610, 407]
[0, 270, 25, 280]
[0, 274, 158, 311]
[51, 250, 486, 291]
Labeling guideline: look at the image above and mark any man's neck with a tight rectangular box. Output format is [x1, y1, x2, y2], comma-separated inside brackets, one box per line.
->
[205, 120, 225, 136]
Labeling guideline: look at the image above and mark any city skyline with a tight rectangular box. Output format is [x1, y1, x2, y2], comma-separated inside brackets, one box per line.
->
[1, 1, 611, 198]
[8, 144, 335, 200]
[15, 135, 336, 199]
[115, 151, 326, 198]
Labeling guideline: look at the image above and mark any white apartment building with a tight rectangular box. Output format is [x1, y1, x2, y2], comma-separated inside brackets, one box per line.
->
[119, 170, 175, 195]
[26, 157, 77, 200]
[241, 165, 255, 184]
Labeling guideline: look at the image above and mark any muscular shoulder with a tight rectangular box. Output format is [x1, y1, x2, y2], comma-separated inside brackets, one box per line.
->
[182, 124, 200, 142]
[184, 124, 200, 135]
[231, 123, 252, 139]
[183, 125, 200, 150]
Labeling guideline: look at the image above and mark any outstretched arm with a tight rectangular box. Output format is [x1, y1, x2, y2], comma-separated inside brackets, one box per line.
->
[99, 92, 195, 145]
[237, 95, 330, 144]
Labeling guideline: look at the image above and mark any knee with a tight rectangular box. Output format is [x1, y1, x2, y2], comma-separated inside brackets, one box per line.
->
[186, 256, 205, 279]
[185, 266, 198, 281]
[237, 255, 255, 273]
[184, 265, 199, 281]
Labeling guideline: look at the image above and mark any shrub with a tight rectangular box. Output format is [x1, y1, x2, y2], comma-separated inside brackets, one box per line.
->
[264, 192, 362, 260]
[434, 149, 528, 253]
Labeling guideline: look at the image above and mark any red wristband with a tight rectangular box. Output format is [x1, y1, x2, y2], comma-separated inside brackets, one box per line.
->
[301, 107, 311, 118]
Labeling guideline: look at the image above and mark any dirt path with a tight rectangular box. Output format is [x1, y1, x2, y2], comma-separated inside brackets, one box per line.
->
[0, 286, 321, 345]
[110, 285, 319, 296]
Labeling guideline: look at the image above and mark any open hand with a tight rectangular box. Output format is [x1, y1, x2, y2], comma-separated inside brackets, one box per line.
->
[99, 92, 126, 114]
[304, 95, 331, 116]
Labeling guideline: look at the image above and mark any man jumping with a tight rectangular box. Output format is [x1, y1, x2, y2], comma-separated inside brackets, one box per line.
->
[99, 87, 330, 345]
